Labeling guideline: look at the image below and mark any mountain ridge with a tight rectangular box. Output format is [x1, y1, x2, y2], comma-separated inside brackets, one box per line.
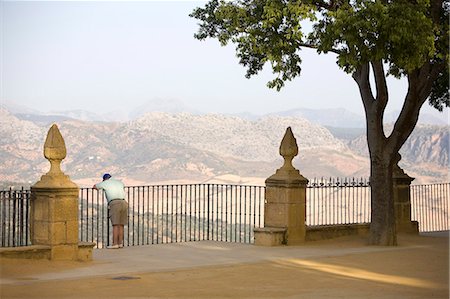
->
[4, 100, 448, 127]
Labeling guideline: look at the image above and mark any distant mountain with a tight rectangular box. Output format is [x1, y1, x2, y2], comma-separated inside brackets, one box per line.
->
[129, 98, 197, 119]
[1, 108, 447, 186]
[269, 107, 365, 128]
[384, 110, 449, 126]
[14, 113, 75, 125]
[1, 108, 361, 185]
[132, 112, 347, 161]
[1, 101, 42, 115]
[6, 100, 447, 127]
[271, 107, 449, 128]
[324, 126, 365, 141]
[46, 109, 130, 123]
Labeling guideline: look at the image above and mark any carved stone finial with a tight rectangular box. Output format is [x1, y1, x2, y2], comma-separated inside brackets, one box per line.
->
[44, 124, 67, 177]
[265, 127, 307, 187]
[393, 152, 414, 182]
[279, 127, 298, 171]
[392, 153, 404, 175]
[32, 124, 77, 189]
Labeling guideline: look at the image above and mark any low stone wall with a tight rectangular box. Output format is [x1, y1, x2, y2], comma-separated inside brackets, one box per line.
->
[0, 242, 95, 261]
[254, 227, 287, 246]
[0, 245, 51, 260]
[255, 223, 370, 246]
[306, 224, 370, 241]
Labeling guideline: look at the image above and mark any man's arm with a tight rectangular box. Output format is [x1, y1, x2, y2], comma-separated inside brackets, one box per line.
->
[93, 181, 102, 190]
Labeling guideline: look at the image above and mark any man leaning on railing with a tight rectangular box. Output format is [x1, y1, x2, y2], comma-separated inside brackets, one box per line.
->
[93, 173, 128, 249]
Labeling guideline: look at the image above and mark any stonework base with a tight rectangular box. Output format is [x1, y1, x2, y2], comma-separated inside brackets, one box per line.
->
[0, 242, 96, 261]
[0, 245, 51, 260]
[254, 227, 287, 246]
[306, 224, 370, 241]
[397, 221, 419, 234]
[264, 184, 307, 245]
[78, 242, 96, 262]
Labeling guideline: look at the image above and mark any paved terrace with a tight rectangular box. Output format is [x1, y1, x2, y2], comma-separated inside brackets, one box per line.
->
[1, 233, 448, 299]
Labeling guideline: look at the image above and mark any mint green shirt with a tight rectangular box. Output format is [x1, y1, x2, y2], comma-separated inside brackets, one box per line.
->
[95, 178, 125, 203]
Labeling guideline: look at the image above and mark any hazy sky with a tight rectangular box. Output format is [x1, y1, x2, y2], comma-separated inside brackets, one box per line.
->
[1, 0, 448, 119]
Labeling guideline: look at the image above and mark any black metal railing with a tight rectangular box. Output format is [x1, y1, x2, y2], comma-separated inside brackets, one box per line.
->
[1, 181, 449, 248]
[0, 188, 31, 247]
[79, 184, 265, 248]
[411, 183, 449, 232]
[307, 177, 371, 226]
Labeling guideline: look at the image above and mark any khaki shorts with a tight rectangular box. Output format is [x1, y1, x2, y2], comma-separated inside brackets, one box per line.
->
[108, 199, 128, 225]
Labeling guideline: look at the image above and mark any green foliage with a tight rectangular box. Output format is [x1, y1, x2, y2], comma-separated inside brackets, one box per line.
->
[191, 0, 449, 106]
[190, 0, 316, 90]
[311, 1, 436, 75]
[429, 66, 449, 111]
[428, 1, 450, 111]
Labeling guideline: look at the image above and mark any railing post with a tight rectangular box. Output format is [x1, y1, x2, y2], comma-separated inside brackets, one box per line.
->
[393, 154, 418, 234]
[254, 127, 308, 246]
[30, 124, 95, 261]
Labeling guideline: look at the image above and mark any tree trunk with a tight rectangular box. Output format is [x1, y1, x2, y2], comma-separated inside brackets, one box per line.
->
[368, 149, 397, 245]
[353, 62, 398, 246]
[365, 110, 397, 246]
[353, 61, 439, 245]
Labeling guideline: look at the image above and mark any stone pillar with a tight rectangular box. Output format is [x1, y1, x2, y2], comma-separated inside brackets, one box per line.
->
[30, 124, 95, 260]
[393, 154, 418, 234]
[254, 127, 308, 246]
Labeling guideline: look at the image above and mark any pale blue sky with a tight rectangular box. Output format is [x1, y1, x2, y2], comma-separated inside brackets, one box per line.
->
[0, 0, 447, 120]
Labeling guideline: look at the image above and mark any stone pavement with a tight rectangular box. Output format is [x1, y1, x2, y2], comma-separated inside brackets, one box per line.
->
[1, 233, 448, 299]
[1, 232, 447, 284]
[19, 241, 405, 282]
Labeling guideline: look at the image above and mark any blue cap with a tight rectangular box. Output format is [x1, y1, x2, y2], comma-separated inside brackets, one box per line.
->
[102, 173, 112, 180]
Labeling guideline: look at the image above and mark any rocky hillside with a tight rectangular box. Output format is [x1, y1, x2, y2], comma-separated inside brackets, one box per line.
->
[345, 125, 449, 182]
[132, 112, 346, 161]
[0, 108, 447, 186]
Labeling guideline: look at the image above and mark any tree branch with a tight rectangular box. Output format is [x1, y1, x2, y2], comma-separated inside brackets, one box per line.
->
[309, 0, 333, 10]
[385, 62, 441, 154]
[299, 42, 341, 55]
[308, 0, 349, 11]
[431, 0, 443, 24]
[371, 60, 388, 113]
[418, 63, 445, 100]
[352, 63, 375, 114]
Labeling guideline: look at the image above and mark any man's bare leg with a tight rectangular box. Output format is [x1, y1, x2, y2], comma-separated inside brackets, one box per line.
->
[113, 225, 120, 245]
[119, 225, 124, 246]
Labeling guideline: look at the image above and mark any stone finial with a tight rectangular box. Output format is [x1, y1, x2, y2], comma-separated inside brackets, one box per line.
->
[279, 127, 298, 171]
[265, 127, 307, 186]
[33, 124, 77, 189]
[44, 124, 67, 177]
[392, 152, 404, 176]
[393, 152, 414, 182]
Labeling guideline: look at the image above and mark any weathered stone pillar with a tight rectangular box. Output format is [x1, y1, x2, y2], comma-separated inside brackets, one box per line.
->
[393, 154, 418, 234]
[30, 124, 95, 260]
[254, 127, 308, 246]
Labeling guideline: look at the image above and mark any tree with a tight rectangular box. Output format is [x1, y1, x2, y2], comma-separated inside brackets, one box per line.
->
[190, 0, 449, 245]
